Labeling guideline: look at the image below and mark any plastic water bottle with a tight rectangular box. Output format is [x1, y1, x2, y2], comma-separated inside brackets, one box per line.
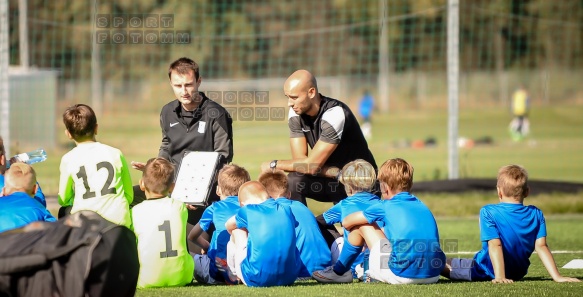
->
[6, 149, 48, 168]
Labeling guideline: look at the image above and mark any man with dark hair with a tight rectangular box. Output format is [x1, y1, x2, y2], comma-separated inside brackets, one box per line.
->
[131, 57, 234, 227]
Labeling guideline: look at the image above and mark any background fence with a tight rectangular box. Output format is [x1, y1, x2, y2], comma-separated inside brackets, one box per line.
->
[8, 0, 583, 103]
[0, 0, 582, 176]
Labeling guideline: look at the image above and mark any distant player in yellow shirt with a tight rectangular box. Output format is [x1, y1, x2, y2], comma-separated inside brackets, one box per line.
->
[58, 104, 133, 228]
[132, 157, 194, 288]
[509, 85, 530, 142]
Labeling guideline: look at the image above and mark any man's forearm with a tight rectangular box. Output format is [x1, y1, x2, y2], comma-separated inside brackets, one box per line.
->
[275, 159, 339, 178]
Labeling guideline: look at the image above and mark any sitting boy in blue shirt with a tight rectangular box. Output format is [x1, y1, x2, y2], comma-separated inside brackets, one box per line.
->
[188, 164, 250, 285]
[0, 162, 56, 233]
[226, 181, 301, 287]
[442, 165, 580, 283]
[0, 136, 46, 207]
[314, 158, 445, 284]
[259, 169, 331, 279]
[313, 159, 381, 282]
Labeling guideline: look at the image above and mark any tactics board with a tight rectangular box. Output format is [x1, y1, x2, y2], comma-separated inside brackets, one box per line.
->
[171, 151, 220, 206]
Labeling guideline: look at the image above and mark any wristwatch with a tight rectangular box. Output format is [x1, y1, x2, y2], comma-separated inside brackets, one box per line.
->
[269, 160, 278, 170]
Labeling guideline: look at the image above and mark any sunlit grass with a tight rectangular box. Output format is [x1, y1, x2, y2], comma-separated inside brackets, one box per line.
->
[36, 104, 583, 198]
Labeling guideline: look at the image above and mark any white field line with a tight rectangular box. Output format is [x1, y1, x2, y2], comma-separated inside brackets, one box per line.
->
[449, 251, 583, 255]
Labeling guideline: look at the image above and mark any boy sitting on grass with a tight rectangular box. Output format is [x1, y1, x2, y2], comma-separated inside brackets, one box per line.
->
[441, 165, 580, 283]
[58, 104, 133, 228]
[0, 136, 47, 208]
[312, 159, 381, 282]
[226, 181, 301, 287]
[188, 164, 250, 285]
[131, 158, 194, 288]
[314, 158, 445, 284]
[0, 163, 56, 233]
[259, 169, 331, 279]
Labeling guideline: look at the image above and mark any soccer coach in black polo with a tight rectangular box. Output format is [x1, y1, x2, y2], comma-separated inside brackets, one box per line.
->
[261, 69, 378, 205]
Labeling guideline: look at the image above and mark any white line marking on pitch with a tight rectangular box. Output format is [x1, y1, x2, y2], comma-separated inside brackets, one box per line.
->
[449, 251, 583, 255]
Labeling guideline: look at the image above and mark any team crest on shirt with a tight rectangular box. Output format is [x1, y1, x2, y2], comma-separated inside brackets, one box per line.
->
[198, 121, 206, 133]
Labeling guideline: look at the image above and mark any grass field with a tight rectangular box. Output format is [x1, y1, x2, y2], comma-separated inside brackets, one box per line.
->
[135, 216, 583, 297]
[38, 103, 583, 216]
[35, 103, 583, 193]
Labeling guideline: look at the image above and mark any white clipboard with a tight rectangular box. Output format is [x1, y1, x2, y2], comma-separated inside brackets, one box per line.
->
[171, 151, 221, 206]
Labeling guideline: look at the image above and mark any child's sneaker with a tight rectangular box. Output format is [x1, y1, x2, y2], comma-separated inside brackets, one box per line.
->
[312, 266, 353, 284]
[362, 270, 379, 283]
[215, 257, 239, 285]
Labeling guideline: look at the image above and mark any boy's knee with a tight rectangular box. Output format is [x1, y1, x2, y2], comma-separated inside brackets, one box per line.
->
[346, 228, 366, 246]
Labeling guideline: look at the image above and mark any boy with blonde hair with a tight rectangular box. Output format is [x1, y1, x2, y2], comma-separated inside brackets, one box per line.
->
[0, 163, 56, 233]
[0, 136, 47, 207]
[58, 104, 133, 228]
[132, 158, 194, 288]
[313, 159, 380, 283]
[315, 158, 445, 284]
[259, 170, 331, 279]
[442, 165, 580, 283]
[189, 164, 250, 284]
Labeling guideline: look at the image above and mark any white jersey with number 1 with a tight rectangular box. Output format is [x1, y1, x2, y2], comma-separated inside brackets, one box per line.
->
[132, 197, 194, 288]
[58, 141, 133, 228]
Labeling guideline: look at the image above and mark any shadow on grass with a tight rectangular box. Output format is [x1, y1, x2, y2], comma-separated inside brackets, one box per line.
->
[187, 280, 329, 287]
[522, 276, 583, 282]
[521, 276, 555, 282]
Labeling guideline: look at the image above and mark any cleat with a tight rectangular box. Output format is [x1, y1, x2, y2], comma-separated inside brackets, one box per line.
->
[312, 266, 353, 284]
[215, 257, 239, 285]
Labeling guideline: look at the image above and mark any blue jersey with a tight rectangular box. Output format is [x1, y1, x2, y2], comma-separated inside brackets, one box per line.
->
[0, 192, 56, 233]
[0, 175, 46, 207]
[276, 198, 331, 277]
[323, 191, 380, 239]
[323, 191, 380, 272]
[363, 192, 445, 279]
[471, 203, 546, 281]
[235, 198, 300, 287]
[198, 196, 240, 278]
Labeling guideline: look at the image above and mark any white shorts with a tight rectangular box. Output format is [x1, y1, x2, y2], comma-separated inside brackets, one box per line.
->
[227, 237, 248, 285]
[368, 241, 440, 285]
[331, 237, 344, 264]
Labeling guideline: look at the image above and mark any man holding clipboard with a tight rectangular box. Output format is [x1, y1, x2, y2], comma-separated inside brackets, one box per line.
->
[131, 57, 233, 227]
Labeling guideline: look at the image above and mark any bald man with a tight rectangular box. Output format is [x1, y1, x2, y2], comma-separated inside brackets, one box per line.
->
[261, 69, 378, 205]
[224, 181, 301, 287]
[0, 163, 56, 233]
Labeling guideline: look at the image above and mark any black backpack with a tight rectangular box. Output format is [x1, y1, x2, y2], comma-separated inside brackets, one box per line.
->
[0, 211, 140, 297]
